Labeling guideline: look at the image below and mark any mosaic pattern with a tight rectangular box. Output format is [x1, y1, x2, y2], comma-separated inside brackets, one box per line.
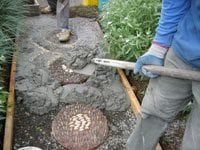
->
[49, 58, 88, 85]
[52, 104, 108, 150]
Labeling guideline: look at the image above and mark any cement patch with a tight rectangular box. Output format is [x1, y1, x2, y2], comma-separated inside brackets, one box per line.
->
[16, 15, 129, 115]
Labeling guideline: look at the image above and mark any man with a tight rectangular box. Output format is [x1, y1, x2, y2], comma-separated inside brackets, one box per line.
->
[41, 0, 70, 42]
[127, 0, 200, 150]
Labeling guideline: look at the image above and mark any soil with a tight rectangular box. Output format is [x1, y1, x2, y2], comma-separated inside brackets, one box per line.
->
[127, 74, 187, 150]
[127, 75, 149, 103]
[0, 121, 4, 149]
[70, 6, 99, 19]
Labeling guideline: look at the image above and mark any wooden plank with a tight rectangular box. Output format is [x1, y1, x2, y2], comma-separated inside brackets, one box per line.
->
[3, 52, 17, 150]
[117, 68, 162, 150]
[117, 68, 141, 115]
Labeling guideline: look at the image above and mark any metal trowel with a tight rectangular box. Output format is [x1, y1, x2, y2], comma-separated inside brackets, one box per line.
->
[92, 58, 200, 81]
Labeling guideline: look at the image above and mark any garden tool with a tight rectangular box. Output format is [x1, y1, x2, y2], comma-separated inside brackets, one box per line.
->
[92, 58, 200, 82]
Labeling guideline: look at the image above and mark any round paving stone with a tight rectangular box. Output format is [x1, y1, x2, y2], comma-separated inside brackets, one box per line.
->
[52, 104, 108, 150]
[49, 58, 88, 85]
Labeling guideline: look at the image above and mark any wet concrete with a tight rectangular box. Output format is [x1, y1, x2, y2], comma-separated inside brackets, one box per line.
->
[16, 15, 130, 115]
[14, 8, 135, 149]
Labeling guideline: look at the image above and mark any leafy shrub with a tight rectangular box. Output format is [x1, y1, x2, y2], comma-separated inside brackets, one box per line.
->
[0, 0, 26, 130]
[100, 0, 161, 61]
[0, 0, 26, 60]
[0, 91, 7, 120]
[0, 0, 26, 40]
[0, 0, 26, 80]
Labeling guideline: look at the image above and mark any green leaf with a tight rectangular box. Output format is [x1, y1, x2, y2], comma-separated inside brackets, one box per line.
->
[100, 0, 161, 61]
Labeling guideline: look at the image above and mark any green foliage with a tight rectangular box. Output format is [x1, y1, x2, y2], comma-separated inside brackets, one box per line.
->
[0, 0, 26, 61]
[100, 0, 161, 61]
[0, 0, 26, 126]
[0, 0, 26, 39]
[0, 91, 7, 120]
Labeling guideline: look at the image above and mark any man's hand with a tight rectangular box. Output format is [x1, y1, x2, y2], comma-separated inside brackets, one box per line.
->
[134, 43, 168, 78]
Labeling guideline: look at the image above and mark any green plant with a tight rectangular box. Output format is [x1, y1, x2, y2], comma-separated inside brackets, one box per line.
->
[100, 0, 161, 61]
[0, 0, 26, 40]
[0, 91, 7, 120]
[0, 0, 26, 133]
[0, 0, 26, 61]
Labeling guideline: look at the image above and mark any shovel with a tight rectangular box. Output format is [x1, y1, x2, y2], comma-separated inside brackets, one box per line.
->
[92, 58, 200, 82]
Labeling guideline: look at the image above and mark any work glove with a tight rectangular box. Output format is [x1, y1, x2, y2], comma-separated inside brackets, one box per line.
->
[134, 43, 168, 78]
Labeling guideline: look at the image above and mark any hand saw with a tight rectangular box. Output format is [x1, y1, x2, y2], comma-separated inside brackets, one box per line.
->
[92, 58, 200, 81]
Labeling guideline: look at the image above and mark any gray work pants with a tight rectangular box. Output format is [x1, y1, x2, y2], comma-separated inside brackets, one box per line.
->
[127, 49, 200, 150]
[47, 0, 69, 29]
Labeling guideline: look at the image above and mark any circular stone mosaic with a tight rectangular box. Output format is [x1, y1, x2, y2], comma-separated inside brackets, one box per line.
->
[49, 58, 88, 85]
[52, 104, 108, 150]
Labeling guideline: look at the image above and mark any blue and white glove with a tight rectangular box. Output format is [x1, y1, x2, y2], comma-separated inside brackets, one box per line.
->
[134, 43, 168, 78]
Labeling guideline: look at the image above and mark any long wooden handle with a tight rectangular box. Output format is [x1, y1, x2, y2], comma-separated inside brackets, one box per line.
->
[143, 65, 200, 81]
[92, 58, 200, 81]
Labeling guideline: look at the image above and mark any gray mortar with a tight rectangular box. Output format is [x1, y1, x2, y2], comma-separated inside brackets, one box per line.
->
[59, 66, 130, 111]
[13, 102, 136, 150]
[15, 15, 130, 115]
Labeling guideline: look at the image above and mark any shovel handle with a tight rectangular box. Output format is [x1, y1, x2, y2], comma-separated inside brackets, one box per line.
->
[122, 62, 200, 81]
[92, 58, 200, 81]
[143, 65, 200, 81]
